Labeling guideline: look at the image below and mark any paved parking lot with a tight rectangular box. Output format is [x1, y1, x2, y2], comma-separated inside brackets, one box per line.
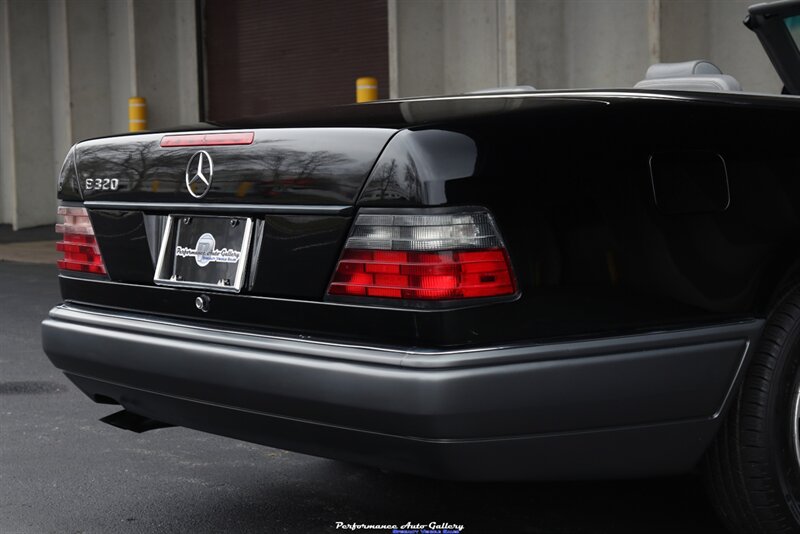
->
[0, 260, 727, 533]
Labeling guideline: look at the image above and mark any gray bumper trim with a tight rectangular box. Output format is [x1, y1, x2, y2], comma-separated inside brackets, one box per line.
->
[42, 304, 763, 441]
[45, 304, 760, 369]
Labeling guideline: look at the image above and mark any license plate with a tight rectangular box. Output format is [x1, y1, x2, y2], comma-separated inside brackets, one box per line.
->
[154, 215, 254, 293]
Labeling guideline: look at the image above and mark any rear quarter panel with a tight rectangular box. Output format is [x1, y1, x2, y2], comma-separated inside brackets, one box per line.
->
[356, 94, 800, 342]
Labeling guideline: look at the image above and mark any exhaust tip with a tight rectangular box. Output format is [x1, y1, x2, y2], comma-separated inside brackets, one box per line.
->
[100, 409, 174, 434]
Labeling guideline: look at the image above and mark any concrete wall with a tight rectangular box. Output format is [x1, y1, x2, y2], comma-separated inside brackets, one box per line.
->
[442, 0, 500, 92]
[0, 0, 198, 229]
[0, 0, 55, 229]
[390, 0, 518, 97]
[134, 0, 199, 130]
[393, 0, 784, 95]
[0, 0, 17, 226]
[390, 0, 444, 98]
[658, 0, 781, 93]
[563, 0, 651, 89]
[515, 0, 565, 89]
[707, 0, 782, 93]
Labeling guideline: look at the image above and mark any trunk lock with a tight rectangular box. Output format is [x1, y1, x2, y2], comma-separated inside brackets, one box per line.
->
[195, 294, 210, 312]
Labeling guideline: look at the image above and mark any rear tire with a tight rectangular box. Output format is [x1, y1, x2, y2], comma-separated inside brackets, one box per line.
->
[705, 290, 800, 533]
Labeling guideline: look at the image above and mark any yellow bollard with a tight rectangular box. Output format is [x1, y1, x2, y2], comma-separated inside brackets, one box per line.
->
[128, 97, 147, 132]
[356, 77, 378, 103]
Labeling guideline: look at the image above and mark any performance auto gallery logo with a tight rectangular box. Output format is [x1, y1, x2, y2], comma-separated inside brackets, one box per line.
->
[176, 233, 241, 267]
[334, 522, 464, 534]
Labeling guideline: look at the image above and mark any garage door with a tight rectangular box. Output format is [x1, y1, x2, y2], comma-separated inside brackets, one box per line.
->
[202, 0, 389, 121]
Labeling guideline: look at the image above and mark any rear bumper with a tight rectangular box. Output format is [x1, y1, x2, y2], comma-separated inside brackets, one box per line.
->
[42, 304, 763, 480]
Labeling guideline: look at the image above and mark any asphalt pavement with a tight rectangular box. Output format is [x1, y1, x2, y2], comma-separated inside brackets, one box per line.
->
[0, 260, 728, 534]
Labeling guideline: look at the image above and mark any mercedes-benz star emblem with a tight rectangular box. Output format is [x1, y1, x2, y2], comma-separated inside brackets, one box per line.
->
[185, 150, 213, 198]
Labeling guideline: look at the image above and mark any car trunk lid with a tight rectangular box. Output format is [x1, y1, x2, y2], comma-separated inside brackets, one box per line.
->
[60, 127, 397, 303]
[72, 127, 396, 205]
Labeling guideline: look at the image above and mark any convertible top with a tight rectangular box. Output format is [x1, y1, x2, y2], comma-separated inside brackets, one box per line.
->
[746, 0, 800, 94]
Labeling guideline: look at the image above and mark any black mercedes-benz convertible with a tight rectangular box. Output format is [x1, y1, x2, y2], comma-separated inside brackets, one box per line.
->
[42, 1, 800, 532]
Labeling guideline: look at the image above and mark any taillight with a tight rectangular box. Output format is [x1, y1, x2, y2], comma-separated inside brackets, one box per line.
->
[55, 206, 107, 275]
[328, 209, 516, 301]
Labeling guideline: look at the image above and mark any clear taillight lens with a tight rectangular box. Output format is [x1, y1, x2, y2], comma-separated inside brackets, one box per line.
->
[55, 206, 107, 275]
[328, 209, 516, 300]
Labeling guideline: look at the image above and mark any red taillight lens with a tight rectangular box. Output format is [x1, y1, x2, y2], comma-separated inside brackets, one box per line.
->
[329, 248, 515, 299]
[55, 206, 107, 275]
[328, 210, 516, 301]
[160, 132, 254, 147]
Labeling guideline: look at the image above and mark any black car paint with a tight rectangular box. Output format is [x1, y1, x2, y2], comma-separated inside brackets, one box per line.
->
[44, 89, 800, 479]
[63, 91, 800, 346]
[71, 128, 396, 205]
[88, 210, 352, 300]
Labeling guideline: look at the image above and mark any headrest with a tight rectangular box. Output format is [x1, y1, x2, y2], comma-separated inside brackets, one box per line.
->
[634, 59, 742, 92]
[644, 60, 723, 79]
[466, 85, 536, 94]
[635, 75, 742, 92]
